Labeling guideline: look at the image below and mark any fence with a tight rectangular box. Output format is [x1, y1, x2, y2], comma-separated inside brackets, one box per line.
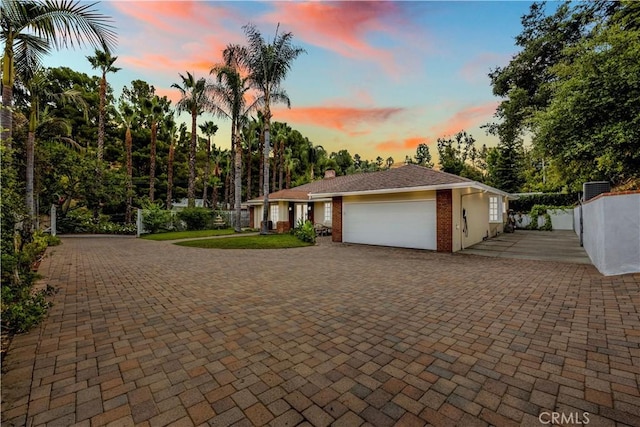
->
[136, 208, 249, 237]
[514, 209, 574, 230]
[574, 192, 640, 276]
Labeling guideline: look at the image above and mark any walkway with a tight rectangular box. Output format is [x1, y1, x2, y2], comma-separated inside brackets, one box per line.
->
[462, 230, 592, 265]
[2, 236, 639, 426]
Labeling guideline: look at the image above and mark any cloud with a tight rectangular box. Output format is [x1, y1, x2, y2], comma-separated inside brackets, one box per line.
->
[459, 52, 511, 84]
[273, 105, 405, 134]
[376, 136, 431, 152]
[431, 102, 499, 138]
[262, 2, 419, 75]
[112, 2, 240, 77]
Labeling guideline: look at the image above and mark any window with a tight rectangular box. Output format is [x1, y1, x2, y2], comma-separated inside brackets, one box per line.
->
[324, 202, 332, 223]
[489, 196, 501, 222]
[270, 205, 279, 223]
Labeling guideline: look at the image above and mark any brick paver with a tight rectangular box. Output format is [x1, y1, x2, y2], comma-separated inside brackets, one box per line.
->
[2, 235, 639, 426]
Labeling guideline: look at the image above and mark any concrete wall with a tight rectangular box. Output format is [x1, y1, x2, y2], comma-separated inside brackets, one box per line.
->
[576, 192, 640, 276]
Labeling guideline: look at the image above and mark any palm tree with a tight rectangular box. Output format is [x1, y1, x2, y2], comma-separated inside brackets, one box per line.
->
[199, 121, 218, 206]
[211, 47, 260, 232]
[116, 102, 136, 223]
[86, 48, 120, 168]
[166, 121, 187, 210]
[239, 23, 305, 234]
[142, 95, 165, 201]
[172, 72, 215, 207]
[23, 67, 87, 226]
[1, 0, 116, 147]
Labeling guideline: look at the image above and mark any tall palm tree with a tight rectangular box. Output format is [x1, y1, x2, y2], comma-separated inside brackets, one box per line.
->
[23, 67, 87, 226]
[199, 121, 218, 206]
[211, 47, 260, 232]
[166, 121, 187, 210]
[1, 0, 116, 147]
[142, 95, 165, 201]
[86, 48, 119, 167]
[116, 102, 136, 224]
[172, 72, 215, 207]
[239, 23, 305, 234]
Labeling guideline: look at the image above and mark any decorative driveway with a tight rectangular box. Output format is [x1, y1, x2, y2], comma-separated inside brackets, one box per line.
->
[2, 236, 639, 426]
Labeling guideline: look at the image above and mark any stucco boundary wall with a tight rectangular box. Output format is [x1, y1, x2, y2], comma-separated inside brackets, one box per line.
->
[574, 191, 640, 276]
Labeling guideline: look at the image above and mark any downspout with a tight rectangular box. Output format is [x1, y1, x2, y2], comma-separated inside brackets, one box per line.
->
[460, 191, 483, 251]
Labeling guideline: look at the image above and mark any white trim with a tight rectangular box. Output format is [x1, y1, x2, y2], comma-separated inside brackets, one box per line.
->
[310, 182, 512, 199]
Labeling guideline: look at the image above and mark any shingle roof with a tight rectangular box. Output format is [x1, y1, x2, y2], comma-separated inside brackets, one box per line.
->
[311, 164, 473, 195]
[247, 165, 509, 203]
[246, 173, 366, 204]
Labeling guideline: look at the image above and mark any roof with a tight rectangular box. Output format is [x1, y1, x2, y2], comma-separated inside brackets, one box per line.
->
[310, 164, 512, 198]
[247, 165, 512, 205]
[245, 173, 366, 205]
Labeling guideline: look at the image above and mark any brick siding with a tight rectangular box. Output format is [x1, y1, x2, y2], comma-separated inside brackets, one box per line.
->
[332, 197, 342, 242]
[436, 189, 453, 252]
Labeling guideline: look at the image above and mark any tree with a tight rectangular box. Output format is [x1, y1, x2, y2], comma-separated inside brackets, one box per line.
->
[437, 131, 486, 181]
[1, 0, 116, 147]
[211, 47, 260, 232]
[239, 23, 305, 234]
[172, 72, 215, 207]
[142, 95, 166, 201]
[532, 1, 640, 187]
[414, 143, 434, 168]
[86, 48, 120, 168]
[199, 121, 218, 206]
[385, 157, 394, 169]
[115, 102, 136, 223]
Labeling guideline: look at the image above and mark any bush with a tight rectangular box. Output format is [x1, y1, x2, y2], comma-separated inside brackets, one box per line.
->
[142, 202, 172, 234]
[57, 207, 135, 235]
[177, 207, 212, 230]
[510, 193, 579, 213]
[293, 220, 316, 244]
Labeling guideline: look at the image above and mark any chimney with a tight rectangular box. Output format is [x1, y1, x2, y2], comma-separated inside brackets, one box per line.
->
[324, 169, 336, 179]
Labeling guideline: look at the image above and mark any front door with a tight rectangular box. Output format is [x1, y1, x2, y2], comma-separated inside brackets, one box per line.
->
[295, 203, 308, 226]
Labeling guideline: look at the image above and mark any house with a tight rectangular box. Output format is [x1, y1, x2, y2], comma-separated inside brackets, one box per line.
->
[247, 165, 513, 252]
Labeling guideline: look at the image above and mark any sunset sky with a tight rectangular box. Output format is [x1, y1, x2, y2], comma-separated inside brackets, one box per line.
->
[45, 1, 537, 163]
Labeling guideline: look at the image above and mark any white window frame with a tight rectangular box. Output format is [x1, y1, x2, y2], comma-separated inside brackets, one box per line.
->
[270, 205, 279, 223]
[324, 202, 332, 223]
[489, 196, 501, 223]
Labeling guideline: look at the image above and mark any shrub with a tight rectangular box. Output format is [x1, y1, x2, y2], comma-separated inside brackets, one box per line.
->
[510, 193, 579, 213]
[142, 202, 172, 234]
[177, 207, 212, 230]
[293, 220, 316, 244]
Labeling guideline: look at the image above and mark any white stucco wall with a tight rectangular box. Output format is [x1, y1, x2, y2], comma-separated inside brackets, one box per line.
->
[578, 193, 640, 276]
[453, 188, 505, 251]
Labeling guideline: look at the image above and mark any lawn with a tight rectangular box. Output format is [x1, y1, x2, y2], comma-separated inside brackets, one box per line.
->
[174, 233, 313, 249]
[141, 229, 236, 241]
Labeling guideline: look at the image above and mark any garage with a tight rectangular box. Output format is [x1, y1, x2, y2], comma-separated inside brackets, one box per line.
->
[343, 199, 437, 250]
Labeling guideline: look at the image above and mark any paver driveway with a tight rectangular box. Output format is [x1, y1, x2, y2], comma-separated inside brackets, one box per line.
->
[2, 236, 639, 426]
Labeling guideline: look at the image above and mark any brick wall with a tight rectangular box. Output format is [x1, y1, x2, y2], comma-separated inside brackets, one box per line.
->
[276, 221, 291, 234]
[436, 189, 453, 252]
[332, 197, 342, 242]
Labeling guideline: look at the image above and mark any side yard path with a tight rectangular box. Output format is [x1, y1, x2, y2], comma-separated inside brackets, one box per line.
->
[2, 236, 639, 426]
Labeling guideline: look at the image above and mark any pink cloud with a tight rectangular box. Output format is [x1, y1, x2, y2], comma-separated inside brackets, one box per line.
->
[262, 2, 416, 75]
[459, 52, 511, 84]
[273, 105, 404, 134]
[376, 136, 431, 152]
[431, 102, 499, 138]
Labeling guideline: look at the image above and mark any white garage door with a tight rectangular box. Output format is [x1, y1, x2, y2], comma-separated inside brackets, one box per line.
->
[343, 200, 437, 250]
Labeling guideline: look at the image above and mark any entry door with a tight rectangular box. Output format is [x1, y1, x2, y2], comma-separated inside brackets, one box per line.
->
[295, 203, 308, 226]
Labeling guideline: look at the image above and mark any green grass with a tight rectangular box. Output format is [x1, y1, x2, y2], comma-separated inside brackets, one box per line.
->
[141, 228, 235, 241]
[174, 233, 313, 249]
